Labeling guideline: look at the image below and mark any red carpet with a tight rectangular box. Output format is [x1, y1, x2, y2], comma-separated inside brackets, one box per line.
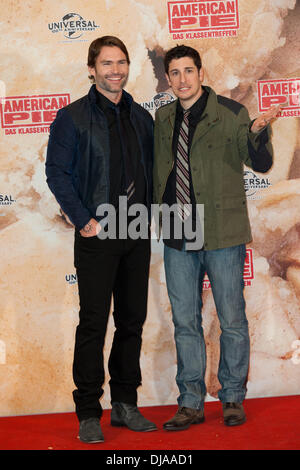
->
[0, 395, 299, 451]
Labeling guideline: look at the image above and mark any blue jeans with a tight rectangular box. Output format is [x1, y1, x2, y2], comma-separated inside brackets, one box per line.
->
[164, 243, 249, 410]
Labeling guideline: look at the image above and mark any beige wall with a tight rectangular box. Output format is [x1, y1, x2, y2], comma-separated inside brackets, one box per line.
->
[0, 0, 299, 416]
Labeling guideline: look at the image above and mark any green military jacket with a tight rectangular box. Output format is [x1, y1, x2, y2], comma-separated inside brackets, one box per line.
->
[153, 86, 273, 250]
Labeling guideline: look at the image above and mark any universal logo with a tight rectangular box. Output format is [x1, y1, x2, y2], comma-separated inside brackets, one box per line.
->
[48, 13, 100, 41]
[244, 170, 271, 199]
[65, 273, 77, 285]
[0, 194, 15, 205]
[141, 92, 175, 115]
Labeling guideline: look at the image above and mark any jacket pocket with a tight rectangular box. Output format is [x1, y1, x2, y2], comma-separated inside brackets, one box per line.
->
[216, 196, 250, 243]
[206, 136, 233, 151]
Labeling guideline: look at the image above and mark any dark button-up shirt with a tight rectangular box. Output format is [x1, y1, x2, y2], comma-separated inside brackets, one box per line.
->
[95, 89, 146, 211]
[162, 89, 209, 250]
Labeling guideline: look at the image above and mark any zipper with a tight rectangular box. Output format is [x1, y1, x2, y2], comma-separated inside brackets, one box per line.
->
[92, 103, 110, 205]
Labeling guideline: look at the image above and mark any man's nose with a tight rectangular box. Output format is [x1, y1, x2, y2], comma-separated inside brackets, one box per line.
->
[112, 63, 120, 74]
[179, 73, 186, 84]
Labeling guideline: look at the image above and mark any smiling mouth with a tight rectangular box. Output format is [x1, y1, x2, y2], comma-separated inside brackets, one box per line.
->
[178, 86, 190, 92]
[106, 76, 124, 81]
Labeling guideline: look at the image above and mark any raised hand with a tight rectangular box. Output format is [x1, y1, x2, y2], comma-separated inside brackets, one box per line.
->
[251, 104, 283, 133]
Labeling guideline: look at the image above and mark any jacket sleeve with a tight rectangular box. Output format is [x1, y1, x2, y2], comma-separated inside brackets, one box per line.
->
[237, 106, 273, 173]
[45, 108, 92, 230]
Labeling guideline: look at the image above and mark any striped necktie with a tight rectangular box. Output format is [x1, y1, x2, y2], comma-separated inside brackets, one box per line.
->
[176, 110, 191, 221]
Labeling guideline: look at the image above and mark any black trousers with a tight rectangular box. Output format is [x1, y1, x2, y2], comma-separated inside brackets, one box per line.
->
[72, 231, 151, 421]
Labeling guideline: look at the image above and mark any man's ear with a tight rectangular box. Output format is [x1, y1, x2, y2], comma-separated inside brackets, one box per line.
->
[165, 72, 171, 87]
[199, 67, 204, 83]
[88, 66, 95, 79]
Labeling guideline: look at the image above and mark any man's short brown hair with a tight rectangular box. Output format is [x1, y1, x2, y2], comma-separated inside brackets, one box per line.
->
[88, 36, 130, 67]
[164, 45, 202, 75]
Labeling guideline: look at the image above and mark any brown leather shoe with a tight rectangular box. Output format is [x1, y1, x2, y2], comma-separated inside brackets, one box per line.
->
[163, 406, 205, 431]
[222, 402, 246, 426]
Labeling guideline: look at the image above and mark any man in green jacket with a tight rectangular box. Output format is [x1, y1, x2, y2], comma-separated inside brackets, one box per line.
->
[153, 45, 280, 430]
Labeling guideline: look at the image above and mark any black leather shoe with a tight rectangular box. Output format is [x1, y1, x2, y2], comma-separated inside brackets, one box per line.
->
[163, 406, 205, 431]
[78, 417, 104, 443]
[222, 402, 246, 426]
[111, 402, 157, 432]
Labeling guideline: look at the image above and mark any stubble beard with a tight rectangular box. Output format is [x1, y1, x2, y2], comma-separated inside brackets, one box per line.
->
[97, 74, 129, 96]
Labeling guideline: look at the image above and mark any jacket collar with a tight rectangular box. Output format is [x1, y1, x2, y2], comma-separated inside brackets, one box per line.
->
[88, 84, 134, 107]
[158, 86, 220, 126]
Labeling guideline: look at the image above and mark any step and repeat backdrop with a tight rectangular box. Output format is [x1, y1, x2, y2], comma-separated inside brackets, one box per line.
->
[0, 0, 299, 416]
